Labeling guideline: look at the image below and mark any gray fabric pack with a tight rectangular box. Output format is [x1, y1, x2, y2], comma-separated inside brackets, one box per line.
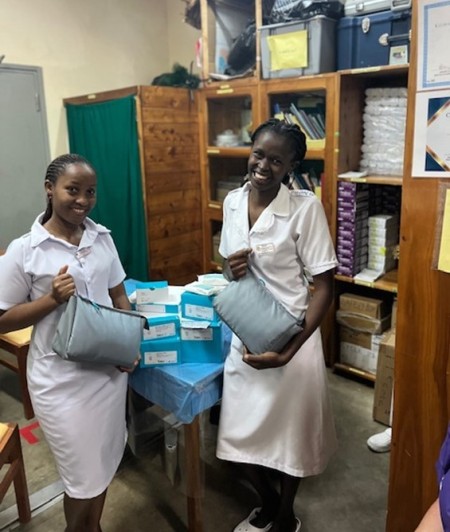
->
[52, 295, 147, 368]
[213, 271, 303, 355]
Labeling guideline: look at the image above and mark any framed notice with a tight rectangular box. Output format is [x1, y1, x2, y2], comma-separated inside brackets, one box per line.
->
[412, 90, 450, 177]
[418, 0, 450, 91]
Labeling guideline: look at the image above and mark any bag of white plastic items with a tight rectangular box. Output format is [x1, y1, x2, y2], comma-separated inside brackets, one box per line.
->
[359, 88, 407, 176]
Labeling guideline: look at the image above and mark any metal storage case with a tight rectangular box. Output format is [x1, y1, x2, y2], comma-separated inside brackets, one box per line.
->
[344, 0, 411, 16]
[337, 9, 411, 70]
[260, 16, 336, 79]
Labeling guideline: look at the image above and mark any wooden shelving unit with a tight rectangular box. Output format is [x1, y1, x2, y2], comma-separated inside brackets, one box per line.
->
[336, 269, 399, 293]
[333, 64, 408, 379]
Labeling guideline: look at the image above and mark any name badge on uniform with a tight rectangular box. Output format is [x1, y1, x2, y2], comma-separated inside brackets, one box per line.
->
[254, 243, 275, 255]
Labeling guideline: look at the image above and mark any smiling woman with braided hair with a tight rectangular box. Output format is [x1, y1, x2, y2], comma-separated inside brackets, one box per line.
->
[0, 154, 137, 532]
[216, 118, 338, 532]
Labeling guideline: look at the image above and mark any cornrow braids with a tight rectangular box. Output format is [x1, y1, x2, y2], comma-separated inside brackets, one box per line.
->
[250, 118, 307, 183]
[42, 154, 95, 224]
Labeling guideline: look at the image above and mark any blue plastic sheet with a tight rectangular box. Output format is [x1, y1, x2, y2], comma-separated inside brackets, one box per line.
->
[126, 278, 232, 423]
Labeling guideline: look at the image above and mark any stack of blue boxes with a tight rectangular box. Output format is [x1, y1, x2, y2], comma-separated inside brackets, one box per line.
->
[135, 280, 226, 368]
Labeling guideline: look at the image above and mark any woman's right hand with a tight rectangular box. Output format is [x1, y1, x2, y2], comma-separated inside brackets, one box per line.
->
[227, 248, 252, 280]
[51, 265, 76, 304]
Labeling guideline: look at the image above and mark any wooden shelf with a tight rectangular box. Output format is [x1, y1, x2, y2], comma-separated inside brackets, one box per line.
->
[339, 64, 409, 78]
[335, 269, 398, 293]
[338, 176, 403, 186]
[206, 146, 251, 158]
[305, 147, 325, 160]
[334, 362, 376, 383]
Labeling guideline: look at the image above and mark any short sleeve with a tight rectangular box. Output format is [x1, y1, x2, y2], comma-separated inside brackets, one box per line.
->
[104, 234, 126, 289]
[296, 198, 338, 276]
[0, 239, 32, 310]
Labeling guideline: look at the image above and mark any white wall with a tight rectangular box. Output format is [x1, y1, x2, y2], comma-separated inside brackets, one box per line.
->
[0, 0, 200, 157]
[167, 0, 201, 76]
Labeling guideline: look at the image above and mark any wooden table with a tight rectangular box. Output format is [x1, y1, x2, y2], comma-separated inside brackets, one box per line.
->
[130, 362, 224, 532]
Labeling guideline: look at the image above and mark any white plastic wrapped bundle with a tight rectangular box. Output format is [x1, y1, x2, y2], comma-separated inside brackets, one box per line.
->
[359, 87, 407, 176]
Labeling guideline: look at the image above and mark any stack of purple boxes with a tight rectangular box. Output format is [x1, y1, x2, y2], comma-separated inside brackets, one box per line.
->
[336, 182, 369, 278]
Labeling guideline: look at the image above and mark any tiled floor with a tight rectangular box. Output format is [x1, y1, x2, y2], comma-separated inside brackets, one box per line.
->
[0, 365, 389, 532]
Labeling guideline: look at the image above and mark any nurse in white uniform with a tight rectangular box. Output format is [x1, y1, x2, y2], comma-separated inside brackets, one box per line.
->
[216, 119, 338, 532]
[0, 154, 136, 532]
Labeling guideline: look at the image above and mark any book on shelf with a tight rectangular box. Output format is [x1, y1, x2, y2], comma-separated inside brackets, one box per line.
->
[272, 100, 325, 141]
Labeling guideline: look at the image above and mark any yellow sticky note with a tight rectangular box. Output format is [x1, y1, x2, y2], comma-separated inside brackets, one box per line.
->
[267, 30, 308, 71]
[438, 189, 450, 273]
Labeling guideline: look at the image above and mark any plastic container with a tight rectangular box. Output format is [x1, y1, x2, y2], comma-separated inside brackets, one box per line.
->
[337, 10, 411, 70]
[260, 15, 336, 79]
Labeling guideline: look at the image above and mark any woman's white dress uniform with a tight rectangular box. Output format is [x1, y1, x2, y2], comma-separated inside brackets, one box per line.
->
[216, 183, 338, 477]
[0, 215, 128, 498]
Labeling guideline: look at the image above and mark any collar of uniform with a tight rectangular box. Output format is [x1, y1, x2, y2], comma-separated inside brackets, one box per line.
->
[30, 213, 110, 248]
[229, 182, 290, 217]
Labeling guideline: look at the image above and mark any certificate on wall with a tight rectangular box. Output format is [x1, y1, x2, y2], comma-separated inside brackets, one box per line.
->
[412, 90, 450, 177]
[417, 0, 450, 91]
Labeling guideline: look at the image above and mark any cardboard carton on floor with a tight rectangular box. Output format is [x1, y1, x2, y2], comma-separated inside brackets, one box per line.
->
[373, 329, 396, 426]
[340, 326, 382, 375]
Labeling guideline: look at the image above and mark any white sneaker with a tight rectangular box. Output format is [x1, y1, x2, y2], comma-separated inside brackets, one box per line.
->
[367, 428, 392, 453]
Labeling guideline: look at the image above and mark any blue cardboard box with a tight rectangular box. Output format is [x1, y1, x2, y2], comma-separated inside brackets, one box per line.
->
[143, 314, 180, 341]
[181, 291, 220, 323]
[136, 286, 185, 315]
[337, 10, 411, 70]
[140, 336, 181, 367]
[135, 281, 169, 305]
[180, 320, 223, 364]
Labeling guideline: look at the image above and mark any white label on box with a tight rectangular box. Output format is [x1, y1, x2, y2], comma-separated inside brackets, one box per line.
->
[389, 44, 408, 66]
[137, 304, 166, 314]
[181, 328, 213, 341]
[185, 304, 214, 321]
[136, 286, 169, 305]
[144, 323, 176, 340]
[144, 350, 178, 365]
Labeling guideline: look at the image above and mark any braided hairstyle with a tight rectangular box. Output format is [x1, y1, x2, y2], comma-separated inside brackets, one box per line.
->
[250, 118, 307, 187]
[42, 154, 95, 224]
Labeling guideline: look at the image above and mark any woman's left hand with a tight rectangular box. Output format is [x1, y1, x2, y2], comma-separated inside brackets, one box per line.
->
[243, 349, 294, 370]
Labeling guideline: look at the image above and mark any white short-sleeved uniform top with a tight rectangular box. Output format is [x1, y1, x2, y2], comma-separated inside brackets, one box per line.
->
[0, 214, 128, 498]
[216, 183, 339, 477]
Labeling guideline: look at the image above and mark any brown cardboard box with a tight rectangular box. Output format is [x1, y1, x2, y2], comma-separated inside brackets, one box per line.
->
[340, 326, 382, 374]
[391, 298, 398, 328]
[339, 293, 389, 319]
[373, 329, 396, 426]
[336, 310, 391, 334]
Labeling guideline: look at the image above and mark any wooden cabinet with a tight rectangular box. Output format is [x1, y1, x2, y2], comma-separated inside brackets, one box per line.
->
[64, 85, 202, 286]
[198, 74, 339, 362]
[333, 65, 409, 379]
[138, 86, 202, 285]
[198, 79, 261, 271]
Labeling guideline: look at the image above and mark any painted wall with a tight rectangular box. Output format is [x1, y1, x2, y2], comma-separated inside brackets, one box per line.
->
[0, 0, 200, 157]
[167, 0, 201, 77]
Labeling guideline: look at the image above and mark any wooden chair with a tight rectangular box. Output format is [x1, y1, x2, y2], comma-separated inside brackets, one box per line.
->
[0, 423, 31, 523]
[0, 328, 34, 419]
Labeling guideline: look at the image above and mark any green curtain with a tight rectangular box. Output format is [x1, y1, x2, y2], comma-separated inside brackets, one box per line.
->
[66, 95, 148, 281]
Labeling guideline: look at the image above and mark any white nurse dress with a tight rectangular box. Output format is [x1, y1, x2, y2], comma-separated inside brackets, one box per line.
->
[0, 215, 128, 498]
[216, 183, 338, 477]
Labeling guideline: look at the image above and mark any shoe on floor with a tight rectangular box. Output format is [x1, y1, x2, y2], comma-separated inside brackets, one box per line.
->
[367, 427, 392, 453]
[233, 507, 273, 532]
